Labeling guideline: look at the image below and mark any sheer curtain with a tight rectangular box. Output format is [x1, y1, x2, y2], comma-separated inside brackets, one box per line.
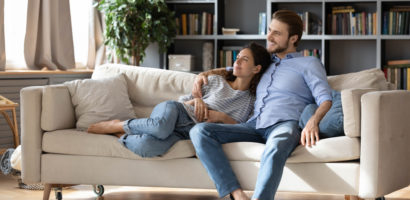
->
[0, 0, 5, 70]
[24, 0, 75, 70]
[87, 0, 106, 69]
[4, 0, 28, 70]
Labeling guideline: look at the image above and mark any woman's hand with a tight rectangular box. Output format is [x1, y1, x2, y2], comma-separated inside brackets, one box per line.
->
[193, 98, 208, 122]
[192, 74, 208, 98]
[206, 110, 237, 124]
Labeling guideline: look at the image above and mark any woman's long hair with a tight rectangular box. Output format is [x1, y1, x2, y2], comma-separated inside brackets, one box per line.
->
[224, 42, 272, 96]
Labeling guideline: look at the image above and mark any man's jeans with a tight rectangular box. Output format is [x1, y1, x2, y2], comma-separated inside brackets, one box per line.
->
[119, 100, 194, 157]
[189, 119, 301, 200]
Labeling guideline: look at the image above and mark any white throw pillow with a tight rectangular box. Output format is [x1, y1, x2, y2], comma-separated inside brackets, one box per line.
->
[64, 74, 136, 131]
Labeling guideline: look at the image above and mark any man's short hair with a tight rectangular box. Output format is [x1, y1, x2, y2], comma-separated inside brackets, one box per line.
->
[272, 10, 303, 47]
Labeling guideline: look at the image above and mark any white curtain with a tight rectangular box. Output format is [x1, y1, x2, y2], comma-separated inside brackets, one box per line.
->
[87, 1, 106, 69]
[24, 0, 75, 70]
[0, 0, 5, 71]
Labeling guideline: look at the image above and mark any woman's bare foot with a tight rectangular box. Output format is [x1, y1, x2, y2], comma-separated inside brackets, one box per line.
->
[87, 119, 125, 134]
[231, 188, 250, 200]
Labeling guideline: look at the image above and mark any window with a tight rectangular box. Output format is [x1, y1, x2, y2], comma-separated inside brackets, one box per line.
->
[70, 0, 92, 68]
[4, 0, 28, 69]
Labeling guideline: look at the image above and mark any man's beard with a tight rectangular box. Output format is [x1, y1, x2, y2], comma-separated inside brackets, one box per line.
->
[272, 41, 289, 54]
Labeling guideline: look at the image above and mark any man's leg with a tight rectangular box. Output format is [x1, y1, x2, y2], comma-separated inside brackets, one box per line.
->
[252, 121, 301, 200]
[189, 122, 264, 198]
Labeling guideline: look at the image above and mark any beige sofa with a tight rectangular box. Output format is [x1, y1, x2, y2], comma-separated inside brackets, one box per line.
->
[20, 64, 410, 200]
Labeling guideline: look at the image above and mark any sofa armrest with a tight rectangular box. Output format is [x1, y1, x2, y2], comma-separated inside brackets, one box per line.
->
[359, 90, 410, 198]
[41, 85, 75, 131]
[20, 86, 44, 184]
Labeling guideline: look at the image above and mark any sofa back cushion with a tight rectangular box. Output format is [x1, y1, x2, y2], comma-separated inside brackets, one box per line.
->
[327, 68, 389, 137]
[92, 64, 196, 118]
[327, 68, 388, 91]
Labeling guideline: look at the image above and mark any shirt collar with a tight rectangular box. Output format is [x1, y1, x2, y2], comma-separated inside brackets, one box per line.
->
[272, 52, 303, 63]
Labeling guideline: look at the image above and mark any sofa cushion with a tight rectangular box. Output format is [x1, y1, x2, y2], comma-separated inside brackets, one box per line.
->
[64, 73, 136, 130]
[341, 88, 378, 137]
[42, 129, 196, 160]
[92, 64, 196, 118]
[327, 68, 388, 91]
[41, 85, 76, 131]
[222, 136, 360, 163]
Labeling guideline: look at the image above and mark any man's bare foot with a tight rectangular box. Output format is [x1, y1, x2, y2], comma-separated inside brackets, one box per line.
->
[231, 188, 250, 200]
[87, 119, 124, 134]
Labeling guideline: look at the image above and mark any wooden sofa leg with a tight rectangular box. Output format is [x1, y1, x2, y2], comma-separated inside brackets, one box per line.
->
[344, 195, 364, 200]
[43, 184, 52, 200]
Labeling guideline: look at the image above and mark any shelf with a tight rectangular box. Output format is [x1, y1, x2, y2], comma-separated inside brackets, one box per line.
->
[301, 35, 323, 40]
[175, 35, 216, 40]
[268, 0, 322, 2]
[166, 0, 215, 3]
[323, 35, 378, 40]
[217, 35, 267, 40]
[381, 35, 410, 40]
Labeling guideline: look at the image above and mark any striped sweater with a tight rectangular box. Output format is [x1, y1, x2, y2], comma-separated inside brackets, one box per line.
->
[179, 75, 255, 123]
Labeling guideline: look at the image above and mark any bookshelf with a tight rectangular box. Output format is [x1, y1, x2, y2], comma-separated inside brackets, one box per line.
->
[165, 0, 410, 75]
[267, 0, 410, 75]
[165, 0, 267, 72]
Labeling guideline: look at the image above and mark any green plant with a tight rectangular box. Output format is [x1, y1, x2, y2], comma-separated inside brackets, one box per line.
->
[98, 0, 177, 65]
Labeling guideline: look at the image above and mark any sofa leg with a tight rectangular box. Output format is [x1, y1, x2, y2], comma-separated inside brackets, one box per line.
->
[43, 184, 52, 200]
[344, 195, 364, 200]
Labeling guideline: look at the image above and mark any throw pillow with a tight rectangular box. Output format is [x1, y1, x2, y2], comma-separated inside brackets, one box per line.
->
[64, 74, 136, 131]
[299, 90, 344, 138]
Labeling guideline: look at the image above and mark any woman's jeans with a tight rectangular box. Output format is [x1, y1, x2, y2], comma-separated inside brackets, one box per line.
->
[189, 119, 301, 200]
[118, 100, 195, 157]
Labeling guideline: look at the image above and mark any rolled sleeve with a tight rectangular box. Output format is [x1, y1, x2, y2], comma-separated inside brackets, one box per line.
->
[304, 58, 332, 106]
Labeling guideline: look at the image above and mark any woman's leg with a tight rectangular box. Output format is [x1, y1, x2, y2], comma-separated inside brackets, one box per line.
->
[88, 119, 124, 134]
[123, 101, 187, 139]
[119, 132, 182, 158]
[88, 101, 184, 140]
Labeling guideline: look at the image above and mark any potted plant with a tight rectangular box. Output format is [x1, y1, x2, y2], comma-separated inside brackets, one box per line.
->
[98, 0, 177, 66]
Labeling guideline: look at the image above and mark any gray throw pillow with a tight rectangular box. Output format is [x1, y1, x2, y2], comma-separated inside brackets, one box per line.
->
[64, 74, 136, 131]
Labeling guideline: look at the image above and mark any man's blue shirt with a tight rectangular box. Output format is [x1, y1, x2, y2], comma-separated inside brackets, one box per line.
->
[247, 52, 332, 129]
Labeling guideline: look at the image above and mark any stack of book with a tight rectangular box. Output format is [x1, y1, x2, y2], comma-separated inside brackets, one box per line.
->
[383, 59, 410, 90]
[175, 12, 214, 35]
[301, 49, 321, 59]
[297, 12, 322, 35]
[382, 6, 410, 35]
[219, 46, 242, 68]
[327, 6, 377, 35]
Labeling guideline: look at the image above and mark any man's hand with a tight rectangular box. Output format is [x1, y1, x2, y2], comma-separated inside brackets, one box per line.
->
[300, 100, 332, 147]
[301, 118, 319, 147]
[193, 98, 208, 122]
[192, 74, 208, 98]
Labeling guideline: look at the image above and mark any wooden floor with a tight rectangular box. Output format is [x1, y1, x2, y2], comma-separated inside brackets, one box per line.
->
[1, 174, 409, 200]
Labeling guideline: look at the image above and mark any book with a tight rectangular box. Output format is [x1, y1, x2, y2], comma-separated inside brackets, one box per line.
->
[258, 12, 267, 35]
[207, 13, 213, 35]
[201, 12, 207, 35]
[181, 14, 187, 35]
[387, 59, 410, 65]
[408, 67, 410, 90]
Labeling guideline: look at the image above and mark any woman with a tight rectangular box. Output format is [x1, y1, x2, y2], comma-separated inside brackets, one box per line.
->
[87, 42, 272, 158]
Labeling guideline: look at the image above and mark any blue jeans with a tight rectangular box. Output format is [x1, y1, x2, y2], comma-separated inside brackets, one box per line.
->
[299, 90, 344, 138]
[119, 101, 195, 157]
[189, 119, 301, 200]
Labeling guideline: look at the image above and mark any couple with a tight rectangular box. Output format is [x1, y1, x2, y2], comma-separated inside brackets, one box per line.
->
[88, 10, 333, 200]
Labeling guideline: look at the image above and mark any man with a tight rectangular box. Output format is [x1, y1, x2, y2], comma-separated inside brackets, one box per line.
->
[189, 10, 332, 200]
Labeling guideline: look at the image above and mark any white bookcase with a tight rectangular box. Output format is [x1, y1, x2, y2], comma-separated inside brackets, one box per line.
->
[165, 0, 410, 75]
